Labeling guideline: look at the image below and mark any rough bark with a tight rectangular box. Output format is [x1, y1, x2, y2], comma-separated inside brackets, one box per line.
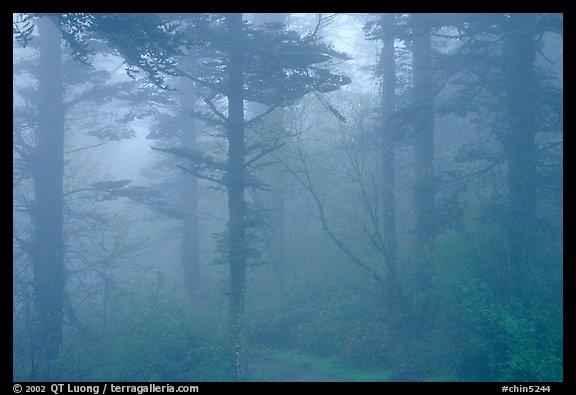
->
[32, 17, 66, 372]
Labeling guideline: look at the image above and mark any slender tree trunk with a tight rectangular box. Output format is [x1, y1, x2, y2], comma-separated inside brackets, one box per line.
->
[31, 17, 65, 378]
[379, 13, 397, 273]
[503, 14, 537, 286]
[393, 16, 436, 375]
[226, 13, 247, 382]
[179, 79, 201, 300]
[412, 13, 435, 293]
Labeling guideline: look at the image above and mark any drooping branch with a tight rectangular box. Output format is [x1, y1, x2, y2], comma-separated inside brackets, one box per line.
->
[245, 104, 281, 127]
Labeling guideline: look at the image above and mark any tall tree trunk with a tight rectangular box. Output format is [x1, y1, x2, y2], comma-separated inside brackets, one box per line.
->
[179, 78, 201, 301]
[412, 13, 435, 293]
[31, 17, 65, 378]
[379, 13, 398, 275]
[393, 15, 436, 376]
[226, 13, 247, 382]
[503, 14, 537, 287]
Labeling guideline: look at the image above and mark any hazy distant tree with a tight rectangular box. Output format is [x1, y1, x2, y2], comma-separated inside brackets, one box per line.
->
[364, 13, 400, 278]
[378, 14, 399, 271]
[29, 18, 66, 375]
[178, 80, 202, 298]
[501, 14, 539, 282]
[143, 76, 204, 301]
[436, 13, 562, 288]
[410, 13, 435, 291]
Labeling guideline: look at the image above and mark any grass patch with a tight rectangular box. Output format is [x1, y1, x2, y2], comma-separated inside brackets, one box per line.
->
[253, 347, 392, 382]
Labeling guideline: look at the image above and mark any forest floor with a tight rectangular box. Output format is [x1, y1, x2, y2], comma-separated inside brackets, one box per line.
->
[245, 347, 392, 382]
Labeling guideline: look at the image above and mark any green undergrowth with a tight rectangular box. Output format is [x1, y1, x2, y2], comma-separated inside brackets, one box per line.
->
[251, 347, 393, 382]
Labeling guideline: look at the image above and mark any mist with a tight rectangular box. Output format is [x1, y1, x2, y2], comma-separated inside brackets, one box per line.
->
[13, 13, 563, 383]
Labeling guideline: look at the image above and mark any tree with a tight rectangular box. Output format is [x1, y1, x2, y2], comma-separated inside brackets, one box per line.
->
[422, 12, 563, 379]
[378, 14, 399, 271]
[411, 13, 435, 292]
[501, 13, 537, 283]
[364, 13, 400, 274]
[434, 13, 562, 292]
[145, 76, 203, 302]
[224, 14, 248, 380]
[178, 80, 202, 299]
[30, 18, 66, 374]
[13, 14, 170, 379]
[147, 13, 351, 380]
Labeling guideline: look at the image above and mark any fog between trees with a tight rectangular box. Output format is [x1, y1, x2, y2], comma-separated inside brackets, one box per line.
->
[13, 13, 563, 382]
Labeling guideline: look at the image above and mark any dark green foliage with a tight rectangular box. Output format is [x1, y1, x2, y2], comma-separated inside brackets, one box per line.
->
[431, 224, 562, 381]
[25, 13, 185, 88]
[176, 13, 351, 107]
[15, 299, 232, 381]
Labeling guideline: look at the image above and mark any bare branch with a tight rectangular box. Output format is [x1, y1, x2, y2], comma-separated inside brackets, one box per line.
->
[201, 95, 228, 124]
[245, 104, 281, 127]
[244, 142, 286, 169]
[63, 187, 107, 197]
[537, 48, 561, 66]
[64, 140, 110, 155]
[278, 146, 388, 290]
[308, 13, 338, 40]
[314, 92, 347, 123]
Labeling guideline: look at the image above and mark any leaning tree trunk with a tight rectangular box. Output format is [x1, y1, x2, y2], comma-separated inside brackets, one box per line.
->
[31, 17, 66, 379]
[503, 14, 537, 288]
[412, 13, 435, 293]
[226, 13, 247, 382]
